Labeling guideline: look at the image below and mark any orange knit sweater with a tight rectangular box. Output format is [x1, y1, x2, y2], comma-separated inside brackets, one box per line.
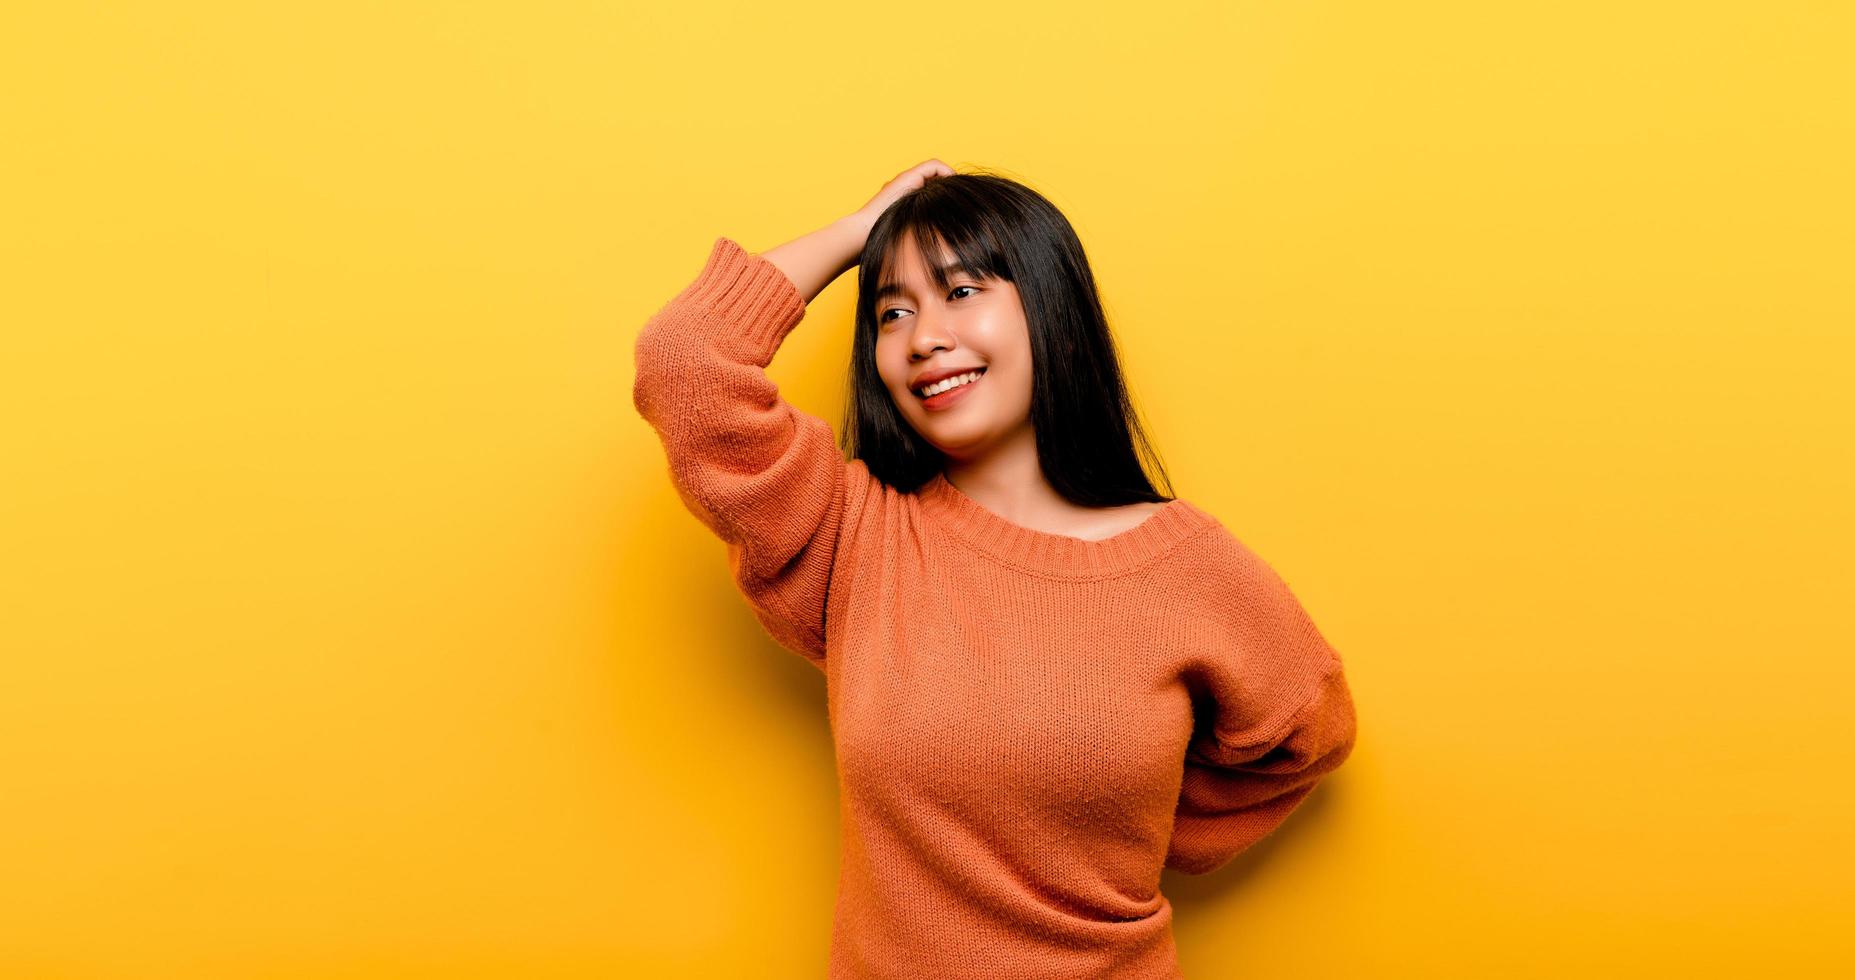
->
[633, 236, 1359, 979]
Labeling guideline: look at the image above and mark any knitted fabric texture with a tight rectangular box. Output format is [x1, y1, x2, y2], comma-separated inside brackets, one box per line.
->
[633, 236, 1359, 979]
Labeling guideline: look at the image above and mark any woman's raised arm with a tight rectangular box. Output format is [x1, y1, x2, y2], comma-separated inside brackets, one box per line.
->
[631, 235, 853, 669]
[630, 162, 952, 668]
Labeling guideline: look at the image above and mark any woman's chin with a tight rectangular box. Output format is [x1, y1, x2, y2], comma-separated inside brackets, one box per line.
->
[918, 423, 994, 456]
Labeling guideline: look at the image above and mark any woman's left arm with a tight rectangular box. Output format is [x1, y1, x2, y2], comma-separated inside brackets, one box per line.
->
[1165, 548, 1360, 875]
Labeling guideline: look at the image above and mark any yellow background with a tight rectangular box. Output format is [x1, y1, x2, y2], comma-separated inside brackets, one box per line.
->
[4, 1, 1851, 976]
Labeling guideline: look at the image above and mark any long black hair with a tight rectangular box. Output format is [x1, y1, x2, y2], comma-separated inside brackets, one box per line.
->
[841, 168, 1175, 506]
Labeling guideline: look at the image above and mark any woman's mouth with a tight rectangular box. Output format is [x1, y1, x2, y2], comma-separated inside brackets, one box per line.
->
[915, 367, 985, 411]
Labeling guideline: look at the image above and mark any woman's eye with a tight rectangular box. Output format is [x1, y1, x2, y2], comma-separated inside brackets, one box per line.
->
[879, 287, 977, 325]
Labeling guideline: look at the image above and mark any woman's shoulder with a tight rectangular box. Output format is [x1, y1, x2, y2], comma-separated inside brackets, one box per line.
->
[1162, 501, 1281, 579]
[1162, 505, 1331, 631]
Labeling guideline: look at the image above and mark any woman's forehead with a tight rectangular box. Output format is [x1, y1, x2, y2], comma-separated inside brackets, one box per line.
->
[884, 234, 986, 282]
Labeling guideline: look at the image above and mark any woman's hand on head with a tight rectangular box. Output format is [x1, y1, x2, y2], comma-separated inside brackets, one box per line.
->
[842, 159, 955, 248]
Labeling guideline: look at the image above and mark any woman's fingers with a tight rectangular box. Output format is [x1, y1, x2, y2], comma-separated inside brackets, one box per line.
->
[848, 159, 955, 232]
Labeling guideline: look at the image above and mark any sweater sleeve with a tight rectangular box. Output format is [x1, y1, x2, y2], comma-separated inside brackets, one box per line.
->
[1164, 549, 1359, 875]
[631, 236, 850, 670]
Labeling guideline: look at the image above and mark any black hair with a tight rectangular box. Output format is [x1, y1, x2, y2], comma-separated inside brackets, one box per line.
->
[841, 168, 1175, 506]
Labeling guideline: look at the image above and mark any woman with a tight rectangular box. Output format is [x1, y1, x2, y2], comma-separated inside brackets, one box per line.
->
[633, 160, 1358, 979]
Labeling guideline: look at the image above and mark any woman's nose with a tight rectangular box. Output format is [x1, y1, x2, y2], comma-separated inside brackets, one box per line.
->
[909, 315, 954, 355]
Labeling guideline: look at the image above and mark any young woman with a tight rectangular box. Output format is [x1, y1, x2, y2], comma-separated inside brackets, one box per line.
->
[633, 161, 1358, 979]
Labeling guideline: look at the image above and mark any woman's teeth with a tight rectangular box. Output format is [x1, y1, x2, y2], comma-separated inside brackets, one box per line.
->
[917, 369, 984, 398]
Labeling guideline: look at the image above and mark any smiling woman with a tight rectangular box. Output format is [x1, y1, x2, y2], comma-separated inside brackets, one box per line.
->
[631, 161, 1357, 979]
[843, 169, 1177, 514]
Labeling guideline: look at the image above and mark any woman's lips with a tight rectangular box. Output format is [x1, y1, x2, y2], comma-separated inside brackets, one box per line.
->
[918, 369, 984, 411]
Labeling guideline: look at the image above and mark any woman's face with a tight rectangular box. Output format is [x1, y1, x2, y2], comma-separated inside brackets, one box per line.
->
[872, 235, 1033, 461]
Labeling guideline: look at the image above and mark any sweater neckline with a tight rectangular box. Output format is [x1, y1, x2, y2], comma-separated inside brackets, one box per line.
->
[915, 471, 1215, 577]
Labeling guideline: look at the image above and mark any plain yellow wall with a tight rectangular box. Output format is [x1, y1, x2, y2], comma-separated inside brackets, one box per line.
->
[3, 1, 1851, 976]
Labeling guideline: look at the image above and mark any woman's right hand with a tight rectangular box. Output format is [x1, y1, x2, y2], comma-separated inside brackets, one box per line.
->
[842, 159, 955, 246]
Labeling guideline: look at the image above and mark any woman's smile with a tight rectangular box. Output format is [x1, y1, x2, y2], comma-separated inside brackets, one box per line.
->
[917, 367, 986, 411]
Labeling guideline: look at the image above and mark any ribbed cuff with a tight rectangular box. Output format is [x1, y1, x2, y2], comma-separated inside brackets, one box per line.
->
[672, 236, 809, 364]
